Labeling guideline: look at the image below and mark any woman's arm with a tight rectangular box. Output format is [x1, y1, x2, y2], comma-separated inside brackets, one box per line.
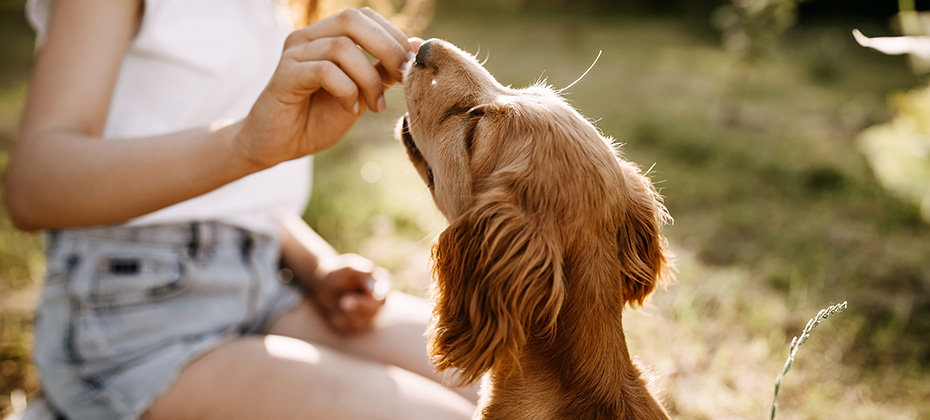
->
[280, 215, 340, 284]
[3, 2, 413, 231]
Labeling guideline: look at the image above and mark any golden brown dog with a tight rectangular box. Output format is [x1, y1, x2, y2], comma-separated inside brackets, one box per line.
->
[398, 38, 673, 420]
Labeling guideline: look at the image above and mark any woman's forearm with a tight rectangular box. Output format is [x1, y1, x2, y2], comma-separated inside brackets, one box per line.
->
[2, 121, 265, 231]
[280, 215, 339, 290]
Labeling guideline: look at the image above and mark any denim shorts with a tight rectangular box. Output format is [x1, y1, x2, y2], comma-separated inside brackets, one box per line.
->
[33, 222, 303, 420]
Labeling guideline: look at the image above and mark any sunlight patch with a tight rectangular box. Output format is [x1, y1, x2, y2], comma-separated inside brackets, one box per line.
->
[361, 161, 382, 183]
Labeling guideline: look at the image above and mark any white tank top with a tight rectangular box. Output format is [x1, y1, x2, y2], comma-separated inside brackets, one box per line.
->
[26, 0, 311, 237]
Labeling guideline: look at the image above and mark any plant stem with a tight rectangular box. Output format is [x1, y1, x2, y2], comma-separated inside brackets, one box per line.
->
[770, 301, 848, 420]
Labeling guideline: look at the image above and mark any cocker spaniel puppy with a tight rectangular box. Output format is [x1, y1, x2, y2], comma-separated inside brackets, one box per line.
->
[398, 38, 673, 420]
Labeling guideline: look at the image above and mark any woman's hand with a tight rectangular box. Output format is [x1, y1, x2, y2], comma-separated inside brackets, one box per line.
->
[279, 217, 392, 335]
[310, 253, 393, 335]
[237, 8, 414, 169]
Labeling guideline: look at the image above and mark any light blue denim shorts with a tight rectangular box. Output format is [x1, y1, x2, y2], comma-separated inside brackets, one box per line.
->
[33, 222, 303, 420]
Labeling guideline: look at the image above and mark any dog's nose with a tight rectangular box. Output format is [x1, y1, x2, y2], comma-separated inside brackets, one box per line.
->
[415, 38, 436, 68]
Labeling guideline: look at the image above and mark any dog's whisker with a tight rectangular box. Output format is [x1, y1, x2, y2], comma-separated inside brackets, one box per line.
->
[557, 50, 602, 94]
[478, 44, 491, 66]
[534, 70, 548, 86]
[406, 112, 425, 127]
[645, 162, 658, 176]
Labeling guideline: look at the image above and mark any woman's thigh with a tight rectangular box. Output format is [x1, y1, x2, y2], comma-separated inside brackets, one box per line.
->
[144, 335, 475, 420]
[267, 291, 480, 402]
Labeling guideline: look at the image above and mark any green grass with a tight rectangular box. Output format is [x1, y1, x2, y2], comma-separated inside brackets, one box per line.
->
[2, 4, 930, 419]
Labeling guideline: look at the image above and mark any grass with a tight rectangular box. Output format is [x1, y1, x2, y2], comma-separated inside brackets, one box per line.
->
[0, 2, 43, 417]
[3, 3, 930, 419]
[771, 301, 848, 420]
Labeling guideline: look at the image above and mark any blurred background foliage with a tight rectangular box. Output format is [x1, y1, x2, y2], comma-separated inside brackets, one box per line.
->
[858, 85, 930, 225]
[3, 0, 930, 418]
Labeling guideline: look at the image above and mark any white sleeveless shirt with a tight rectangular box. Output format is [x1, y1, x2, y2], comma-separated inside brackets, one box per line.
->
[26, 0, 312, 237]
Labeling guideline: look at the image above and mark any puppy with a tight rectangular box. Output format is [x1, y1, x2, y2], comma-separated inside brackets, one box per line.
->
[398, 38, 673, 420]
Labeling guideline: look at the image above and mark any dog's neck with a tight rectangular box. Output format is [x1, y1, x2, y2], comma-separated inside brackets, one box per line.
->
[478, 260, 669, 420]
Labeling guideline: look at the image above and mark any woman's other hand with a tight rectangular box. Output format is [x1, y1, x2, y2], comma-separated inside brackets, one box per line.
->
[310, 253, 393, 335]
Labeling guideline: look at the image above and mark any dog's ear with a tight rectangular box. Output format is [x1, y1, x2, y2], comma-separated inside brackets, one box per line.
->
[428, 194, 565, 385]
[615, 165, 672, 307]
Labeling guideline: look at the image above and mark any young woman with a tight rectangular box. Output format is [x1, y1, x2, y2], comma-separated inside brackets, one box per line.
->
[4, 1, 476, 419]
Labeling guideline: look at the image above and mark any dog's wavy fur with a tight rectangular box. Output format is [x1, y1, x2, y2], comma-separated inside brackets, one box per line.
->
[399, 39, 673, 419]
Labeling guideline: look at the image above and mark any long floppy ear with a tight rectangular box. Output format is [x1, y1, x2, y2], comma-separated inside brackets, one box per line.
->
[427, 195, 565, 385]
[616, 164, 672, 306]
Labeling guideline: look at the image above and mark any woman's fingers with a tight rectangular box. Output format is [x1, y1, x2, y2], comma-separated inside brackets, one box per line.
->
[358, 7, 411, 52]
[336, 293, 385, 333]
[408, 37, 425, 54]
[286, 8, 411, 82]
[283, 36, 385, 112]
[277, 59, 359, 113]
[323, 279, 388, 335]
[318, 255, 392, 334]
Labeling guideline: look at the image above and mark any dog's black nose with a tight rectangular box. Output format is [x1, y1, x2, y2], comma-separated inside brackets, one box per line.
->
[415, 38, 436, 68]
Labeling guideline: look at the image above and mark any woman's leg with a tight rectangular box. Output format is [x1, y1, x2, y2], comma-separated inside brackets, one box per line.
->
[144, 334, 475, 420]
[267, 291, 481, 402]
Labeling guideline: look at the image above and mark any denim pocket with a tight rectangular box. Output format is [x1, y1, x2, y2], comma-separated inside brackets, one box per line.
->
[71, 246, 188, 312]
[67, 243, 192, 365]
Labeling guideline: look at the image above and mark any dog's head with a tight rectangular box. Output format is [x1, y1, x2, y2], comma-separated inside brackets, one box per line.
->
[398, 39, 672, 384]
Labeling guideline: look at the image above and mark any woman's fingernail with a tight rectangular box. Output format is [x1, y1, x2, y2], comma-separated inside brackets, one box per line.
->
[376, 95, 386, 113]
[353, 100, 360, 114]
[370, 279, 390, 300]
[340, 296, 358, 312]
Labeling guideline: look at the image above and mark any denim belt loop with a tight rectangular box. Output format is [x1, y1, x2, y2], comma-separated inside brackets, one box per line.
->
[186, 222, 200, 259]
